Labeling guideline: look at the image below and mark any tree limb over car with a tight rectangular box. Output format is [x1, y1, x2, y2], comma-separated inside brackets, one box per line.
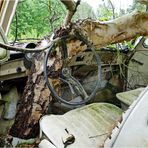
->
[0, 11, 147, 53]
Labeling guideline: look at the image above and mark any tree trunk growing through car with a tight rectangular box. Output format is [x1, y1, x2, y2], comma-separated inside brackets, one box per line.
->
[9, 0, 148, 139]
[9, 52, 52, 139]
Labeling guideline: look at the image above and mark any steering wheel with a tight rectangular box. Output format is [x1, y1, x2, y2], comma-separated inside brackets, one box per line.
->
[44, 34, 101, 107]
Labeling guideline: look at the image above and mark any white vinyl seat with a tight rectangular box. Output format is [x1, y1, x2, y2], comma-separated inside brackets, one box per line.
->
[39, 103, 122, 148]
[116, 88, 144, 109]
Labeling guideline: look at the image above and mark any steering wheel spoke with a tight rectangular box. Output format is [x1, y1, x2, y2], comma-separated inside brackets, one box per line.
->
[61, 68, 88, 99]
[59, 77, 75, 95]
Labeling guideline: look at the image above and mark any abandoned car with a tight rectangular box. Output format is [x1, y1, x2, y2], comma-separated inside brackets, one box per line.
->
[0, 0, 148, 147]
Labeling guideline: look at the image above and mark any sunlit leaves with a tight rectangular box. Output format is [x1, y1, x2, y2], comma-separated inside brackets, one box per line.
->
[8, 0, 66, 40]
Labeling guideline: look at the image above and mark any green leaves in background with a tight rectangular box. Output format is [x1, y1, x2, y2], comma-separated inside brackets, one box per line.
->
[8, 0, 66, 40]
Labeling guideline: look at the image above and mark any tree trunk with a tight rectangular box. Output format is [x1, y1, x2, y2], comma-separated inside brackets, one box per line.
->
[9, 53, 51, 139]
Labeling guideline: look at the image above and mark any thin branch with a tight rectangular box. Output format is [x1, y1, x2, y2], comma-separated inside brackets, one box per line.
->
[0, 42, 50, 53]
[61, 0, 76, 12]
[61, 0, 81, 26]
[137, 0, 148, 5]
[0, 37, 60, 53]
[108, 0, 115, 19]
[13, 12, 18, 45]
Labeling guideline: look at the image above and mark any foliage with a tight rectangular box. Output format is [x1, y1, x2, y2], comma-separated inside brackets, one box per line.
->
[73, 2, 96, 20]
[127, 0, 146, 13]
[96, 0, 147, 51]
[8, 0, 146, 42]
[97, 4, 114, 21]
[97, 0, 118, 21]
[8, 0, 66, 41]
[8, 0, 98, 41]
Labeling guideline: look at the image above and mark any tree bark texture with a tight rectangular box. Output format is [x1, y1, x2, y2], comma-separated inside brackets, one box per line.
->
[61, 0, 80, 26]
[76, 11, 148, 49]
[9, 52, 51, 139]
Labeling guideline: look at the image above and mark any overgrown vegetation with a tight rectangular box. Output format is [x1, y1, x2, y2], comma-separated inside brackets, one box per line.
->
[8, 0, 95, 41]
[8, 0, 146, 42]
[8, 0, 66, 41]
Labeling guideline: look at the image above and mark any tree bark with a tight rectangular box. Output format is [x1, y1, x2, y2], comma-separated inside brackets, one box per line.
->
[77, 11, 148, 49]
[61, 0, 81, 26]
[60, 11, 148, 58]
[9, 53, 51, 139]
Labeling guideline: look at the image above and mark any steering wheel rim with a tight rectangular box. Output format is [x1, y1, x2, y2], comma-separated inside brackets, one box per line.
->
[44, 35, 101, 107]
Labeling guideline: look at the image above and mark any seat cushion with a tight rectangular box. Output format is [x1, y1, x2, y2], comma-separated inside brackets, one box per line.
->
[116, 88, 144, 106]
[39, 103, 122, 148]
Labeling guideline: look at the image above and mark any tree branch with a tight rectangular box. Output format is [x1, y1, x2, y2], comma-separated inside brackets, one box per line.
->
[137, 0, 148, 5]
[61, 0, 81, 26]
[108, 0, 115, 19]
[78, 11, 148, 49]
